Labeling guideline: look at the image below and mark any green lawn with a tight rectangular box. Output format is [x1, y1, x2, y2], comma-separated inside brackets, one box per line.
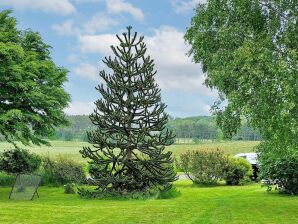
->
[0, 141, 297, 223]
[0, 181, 297, 224]
[0, 140, 259, 162]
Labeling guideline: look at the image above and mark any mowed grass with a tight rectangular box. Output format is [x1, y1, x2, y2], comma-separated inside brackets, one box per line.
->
[0, 141, 297, 223]
[0, 181, 297, 224]
[0, 140, 259, 162]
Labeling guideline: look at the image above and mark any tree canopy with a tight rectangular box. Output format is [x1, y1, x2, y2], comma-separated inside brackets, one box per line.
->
[0, 10, 70, 146]
[185, 0, 298, 146]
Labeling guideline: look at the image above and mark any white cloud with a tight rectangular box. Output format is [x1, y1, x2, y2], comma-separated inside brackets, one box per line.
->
[64, 101, 95, 115]
[0, 0, 76, 15]
[106, 0, 144, 21]
[145, 26, 215, 95]
[167, 103, 212, 117]
[67, 54, 82, 63]
[78, 34, 117, 54]
[74, 62, 99, 81]
[202, 104, 211, 115]
[83, 13, 118, 34]
[171, 0, 206, 13]
[53, 13, 117, 36]
[72, 0, 102, 3]
[76, 26, 217, 96]
[52, 20, 80, 36]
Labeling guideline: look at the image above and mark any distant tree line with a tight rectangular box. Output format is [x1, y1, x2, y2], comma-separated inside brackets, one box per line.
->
[29, 115, 261, 142]
[168, 116, 261, 142]
[49, 115, 94, 141]
[0, 115, 261, 142]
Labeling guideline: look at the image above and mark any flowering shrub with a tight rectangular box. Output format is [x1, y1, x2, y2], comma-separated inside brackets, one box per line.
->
[180, 149, 227, 185]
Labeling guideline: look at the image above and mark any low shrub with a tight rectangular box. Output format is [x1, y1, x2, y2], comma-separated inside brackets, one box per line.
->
[0, 172, 15, 186]
[64, 183, 76, 194]
[223, 157, 253, 185]
[259, 143, 298, 194]
[0, 148, 41, 175]
[41, 155, 86, 186]
[173, 156, 182, 172]
[180, 149, 227, 185]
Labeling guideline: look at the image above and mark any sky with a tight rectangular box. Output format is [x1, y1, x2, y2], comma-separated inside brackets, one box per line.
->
[0, 0, 217, 118]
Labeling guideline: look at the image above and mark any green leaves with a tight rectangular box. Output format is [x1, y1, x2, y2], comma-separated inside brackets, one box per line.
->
[185, 0, 298, 143]
[179, 149, 228, 185]
[259, 141, 298, 194]
[0, 10, 70, 146]
[0, 148, 42, 174]
[186, 0, 298, 194]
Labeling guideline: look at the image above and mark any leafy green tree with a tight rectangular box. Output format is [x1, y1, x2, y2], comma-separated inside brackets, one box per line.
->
[185, 0, 298, 193]
[185, 0, 298, 142]
[0, 10, 70, 146]
[80, 27, 176, 194]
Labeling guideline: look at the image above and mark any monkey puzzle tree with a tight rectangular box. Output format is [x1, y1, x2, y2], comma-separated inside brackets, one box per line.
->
[80, 27, 176, 194]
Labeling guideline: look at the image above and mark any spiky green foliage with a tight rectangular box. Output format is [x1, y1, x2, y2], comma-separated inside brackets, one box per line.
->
[0, 10, 70, 147]
[80, 27, 176, 194]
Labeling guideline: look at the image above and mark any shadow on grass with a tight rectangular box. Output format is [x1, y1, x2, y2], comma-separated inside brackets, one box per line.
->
[259, 185, 298, 198]
[174, 180, 226, 189]
[77, 186, 181, 201]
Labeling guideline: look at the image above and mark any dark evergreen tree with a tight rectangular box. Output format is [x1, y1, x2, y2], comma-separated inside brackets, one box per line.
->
[80, 26, 176, 194]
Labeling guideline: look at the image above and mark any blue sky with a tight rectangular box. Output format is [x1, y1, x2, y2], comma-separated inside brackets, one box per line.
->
[0, 0, 216, 118]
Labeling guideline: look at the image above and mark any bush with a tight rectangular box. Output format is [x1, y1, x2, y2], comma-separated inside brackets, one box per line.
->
[41, 155, 86, 186]
[173, 156, 182, 172]
[64, 183, 76, 194]
[259, 142, 298, 194]
[0, 172, 15, 186]
[0, 148, 41, 174]
[223, 157, 253, 185]
[180, 149, 227, 185]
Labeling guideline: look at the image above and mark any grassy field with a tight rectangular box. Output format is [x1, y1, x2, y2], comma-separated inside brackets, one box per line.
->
[0, 140, 259, 162]
[0, 180, 297, 224]
[167, 141, 259, 155]
[0, 141, 297, 223]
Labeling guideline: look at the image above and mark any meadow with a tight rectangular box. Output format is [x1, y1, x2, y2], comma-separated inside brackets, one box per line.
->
[0, 140, 259, 162]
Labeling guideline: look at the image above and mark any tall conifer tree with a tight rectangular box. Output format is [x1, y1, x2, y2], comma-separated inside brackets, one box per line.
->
[80, 27, 176, 193]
